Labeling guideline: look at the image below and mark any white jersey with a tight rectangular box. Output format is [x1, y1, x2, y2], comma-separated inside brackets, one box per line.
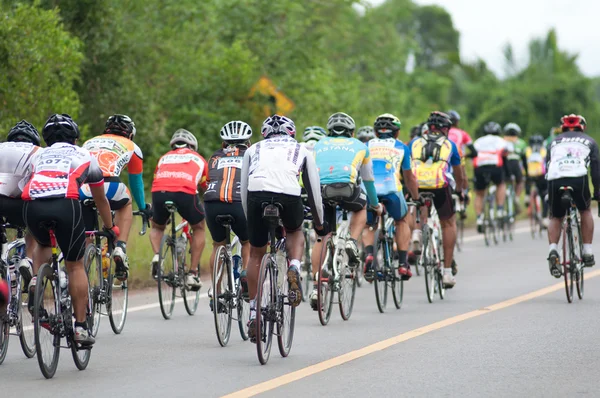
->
[473, 135, 509, 167]
[547, 132, 599, 181]
[0, 142, 40, 197]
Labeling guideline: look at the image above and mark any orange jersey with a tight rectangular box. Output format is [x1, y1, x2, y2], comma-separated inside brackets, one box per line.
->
[83, 134, 144, 177]
[151, 148, 208, 195]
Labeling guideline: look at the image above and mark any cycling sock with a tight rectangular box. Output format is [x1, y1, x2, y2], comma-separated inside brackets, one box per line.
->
[549, 243, 558, 253]
[398, 250, 407, 265]
[74, 321, 87, 329]
[443, 267, 452, 275]
[365, 245, 374, 256]
[289, 259, 301, 272]
[583, 244, 593, 255]
[116, 241, 127, 251]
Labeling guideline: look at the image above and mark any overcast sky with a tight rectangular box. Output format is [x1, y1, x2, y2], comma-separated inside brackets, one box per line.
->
[367, 0, 600, 77]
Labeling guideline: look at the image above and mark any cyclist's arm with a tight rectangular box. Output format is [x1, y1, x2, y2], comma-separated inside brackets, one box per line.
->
[520, 152, 528, 178]
[240, 150, 250, 217]
[400, 145, 419, 199]
[197, 156, 209, 193]
[465, 143, 478, 158]
[360, 159, 379, 207]
[300, 153, 324, 227]
[449, 142, 465, 190]
[127, 149, 146, 210]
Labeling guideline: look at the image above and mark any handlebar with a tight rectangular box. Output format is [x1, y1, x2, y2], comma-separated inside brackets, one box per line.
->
[132, 211, 150, 236]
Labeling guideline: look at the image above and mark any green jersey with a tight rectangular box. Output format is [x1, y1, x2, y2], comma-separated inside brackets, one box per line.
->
[504, 137, 527, 161]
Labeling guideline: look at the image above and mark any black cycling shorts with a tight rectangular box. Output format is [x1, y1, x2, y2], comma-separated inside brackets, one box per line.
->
[0, 196, 26, 228]
[474, 165, 504, 191]
[506, 159, 524, 184]
[152, 191, 205, 226]
[548, 176, 591, 218]
[24, 199, 86, 262]
[204, 201, 248, 243]
[321, 183, 367, 227]
[419, 185, 455, 221]
[246, 191, 304, 247]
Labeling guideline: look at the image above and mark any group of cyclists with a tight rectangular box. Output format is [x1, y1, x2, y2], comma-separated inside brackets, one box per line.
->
[0, 108, 597, 356]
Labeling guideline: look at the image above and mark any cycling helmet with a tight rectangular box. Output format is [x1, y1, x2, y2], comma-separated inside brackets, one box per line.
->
[561, 114, 586, 132]
[529, 134, 544, 146]
[42, 114, 80, 146]
[421, 122, 429, 135]
[7, 120, 41, 146]
[326, 112, 355, 137]
[261, 115, 296, 138]
[374, 113, 401, 138]
[356, 126, 375, 143]
[409, 125, 421, 140]
[170, 128, 198, 151]
[483, 121, 502, 135]
[447, 110, 461, 125]
[220, 121, 252, 142]
[105, 114, 136, 139]
[503, 122, 521, 136]
[303, 126, 327, 143]
[426, 111, 452, 134]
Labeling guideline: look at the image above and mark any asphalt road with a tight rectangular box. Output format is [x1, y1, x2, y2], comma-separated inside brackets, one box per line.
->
[2, 221, 600, 398]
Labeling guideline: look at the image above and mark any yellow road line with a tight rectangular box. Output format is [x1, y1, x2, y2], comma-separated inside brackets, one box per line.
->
[222, 269, 600, 398]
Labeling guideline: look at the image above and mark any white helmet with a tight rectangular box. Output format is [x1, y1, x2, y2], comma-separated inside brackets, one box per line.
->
[327, 112, 355, 137]
[261, 115, 296, 138]
[357, 126, 375, 142]
[303, 126, 327, 143]
[220, 120, 252, 142]
[170, 129, 198, 151]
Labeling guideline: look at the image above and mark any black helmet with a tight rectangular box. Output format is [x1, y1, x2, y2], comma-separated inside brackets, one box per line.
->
[447, 110, 460, 125]
[104, 114, 136, 139]
[529, 134, 544, 146]
[410, 125, 421, 139]
[373, 113, 401, 138]
[7, 120, 41, 146]
[42, 114, 80, 146]
[427, 111, 452, 134]
[483, 121, 502, 135]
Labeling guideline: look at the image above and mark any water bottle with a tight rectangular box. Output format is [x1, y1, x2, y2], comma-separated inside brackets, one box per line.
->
[59, 269, 68, 290]
[232, 254, 241, 280]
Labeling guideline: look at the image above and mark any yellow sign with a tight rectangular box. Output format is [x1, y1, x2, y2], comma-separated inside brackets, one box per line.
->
[249, 76, 295, 116]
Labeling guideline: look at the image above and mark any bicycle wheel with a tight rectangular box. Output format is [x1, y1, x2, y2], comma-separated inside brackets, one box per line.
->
[157, 235, 176, 319]
[34, 263, 60, 379]
[391, 253, 403, 309]
[374, 239, 388, 313]
[71, 278, 92, 370]
[237, 282, 250, 341]
[437, 267, 446, 299]
[83, 244, 102, 337]
[18, 272, 35, 358]
[317, 237, 334, 326]
[277, 257, 296, 357]
[455, 216, 463, 252]
[182, 241, 200, 316]
[0, 267, 8, 364]
[422, 227, 435, 303]
[212, 246, 233, 347]
[302, 230, 312, 301]
[562, 228, 574, 303]
[573, 216, 584, 300]
[108, 257, 129, 334]
[529, 192, 538, 239]
[356, 241, 365, 287]
[338, 244, 356, 321]
[256, 254, 275, 365]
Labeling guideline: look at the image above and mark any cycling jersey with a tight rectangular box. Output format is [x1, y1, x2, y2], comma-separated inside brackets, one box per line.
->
[504, 136, 527, 162]
[473, 135, 509, 168]
[151, 148, 208, 195]
[205, 146, 246, 203]
[0, 142, 40, 197]
[546, 132, 600, 184]
[367, 137, 411, 195]
[448, 127, 473, 154]
[22, 143, 104, 200]
[83, 134, 143, 177]
[410, 134, 461, 189]
[314, 137, 375, 185]
[525, 146, 547, 177]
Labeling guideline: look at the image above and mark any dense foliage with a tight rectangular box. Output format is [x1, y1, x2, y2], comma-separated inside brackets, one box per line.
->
[2, 0, 599, 189]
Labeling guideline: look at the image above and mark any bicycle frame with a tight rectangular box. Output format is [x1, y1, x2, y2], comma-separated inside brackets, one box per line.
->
[1, 224, 26, 329]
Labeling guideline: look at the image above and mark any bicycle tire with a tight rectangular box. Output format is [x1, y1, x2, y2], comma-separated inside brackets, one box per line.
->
[455, 216, 463, 252]
[562, 228, 574, 303]
[157, 235, 176, 319]
[18, 273, 35, 358]
[574, 215, 584, 300]
[0, 266, 8, 364]
[212, 246, 233, 347]
[391, 250, 403, 309]
[108, 258, 129, 334]
[374, 238, 388, 313]
[437, 268, 445, 299]
[302, 229, 312, 301]
[338, 246, 356, 321]
[182, 239, 200, 316]
[34, 263, 60, 379]
[277, 256, 296, 357]
[237, 284, 250, 341]
[256, 254, 275, 365]
[422, 227, 435, 303]
[529, 191, 538, 239]
[83, 244, 102, 337]
[71, 277, 92, 371]
[317, 237, 334, 326]
[483, 202, 491, 247]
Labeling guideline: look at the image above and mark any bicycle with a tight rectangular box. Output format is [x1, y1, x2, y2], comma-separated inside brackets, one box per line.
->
[211, 215, 250, 347]
[33, 222, 100, 379]
[156, 201, 201, 320]
[483, 184, 500, 246]
[373, 210, 403, 313]
[416, 193, 445, 303]
[502, 175, 516, 242]
[452, 193, 465, 252]
[254, 201, 296, 365]
[301, 218, 314, 302]
[528, 180, 544, 239]
[82, 200, 148, 335]
[0, 222, 35, 364]
[315, 206, 357, 326]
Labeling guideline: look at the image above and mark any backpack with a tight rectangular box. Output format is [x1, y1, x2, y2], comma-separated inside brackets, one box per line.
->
[419, 134, 448, 164]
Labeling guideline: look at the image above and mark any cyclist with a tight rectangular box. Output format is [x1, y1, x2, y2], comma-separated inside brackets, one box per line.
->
[447, 110, 477, 159]
[22, 114, 118, 346]
[503, 122, 528, 213]
[547, 114, 599, 276]
[473, 122, 510, 233]
[524, 134, 549, 227]
[0, 121, 43, 287]
[302, 126, 327, 153]
[410, 111, 465, 287]
[79, 115, 151, 280]
[205, 121, 252, 307]
[150, 129, 207, 290]
[309, 111, 382, 307]
[545, 125, 560, 151]
[362, 114, 419, 282]
[357, 126, 376, 144]
[240, 115, 325, 339]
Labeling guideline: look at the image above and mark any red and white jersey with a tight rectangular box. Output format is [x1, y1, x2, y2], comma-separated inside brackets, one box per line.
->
[151, 148, 208, 195]
[0, 142, 40, 197]
[448, 127, 473, 154]
[473, 135, 509, 167]
[22, 143, 104, 200]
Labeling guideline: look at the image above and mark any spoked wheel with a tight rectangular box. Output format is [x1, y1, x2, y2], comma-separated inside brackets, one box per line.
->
[277, 259, 295, 357]
[391, 256, 403, 309]
[374, 243, 388, 313]
[237, 283, 250, 341]
[256, 255, 275, 365]
[83, 244, 102, 337]
[34, 263, 60, 379]
[317, 238, 334, 326]
[455, 216, 463, 252]
[71, 278, 92, 371]
[574, 219, 584, 300]
[302, 260, 312, 302]
[483, 214, 491, 247]
[437, 268, 446, 299]
[356, 243, 365, 287]
[182, 241, 200, 315]
[338, 249, 356, 321]
[212, 246, 233, 347]
[108, 259, 129, 334]
[563, 230, 574, 303]
[157, 235, 176, 319]
[0, 268, 8, 364]
[19, 273, 36, 358]
[422, 231, 435, 303]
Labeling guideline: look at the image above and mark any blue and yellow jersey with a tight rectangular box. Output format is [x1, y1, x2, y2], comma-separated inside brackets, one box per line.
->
[410, 135, 461, 189]
[368, 138, 411, 195]
[525, 146, 547, 177]
[314, 137, 370, 185]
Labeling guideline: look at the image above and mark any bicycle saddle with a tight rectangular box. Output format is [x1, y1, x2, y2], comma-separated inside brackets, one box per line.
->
[216, 214, 235, 226]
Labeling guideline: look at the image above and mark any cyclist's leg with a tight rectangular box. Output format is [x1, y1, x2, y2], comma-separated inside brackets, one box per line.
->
[344, 188, 367, 265]
[386, 192, 411, 278]
[205, 200, 227, 275]
[570, 176, 594, 264]
[536, 176, 549, 224]
[493, 165, 506, 213]
[0, 196, 35, 283]
[176, 193, 206, 286]
[149, 192, 171, 277]
[473, 166, 489, 230]
[362, 201, 377, 280]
